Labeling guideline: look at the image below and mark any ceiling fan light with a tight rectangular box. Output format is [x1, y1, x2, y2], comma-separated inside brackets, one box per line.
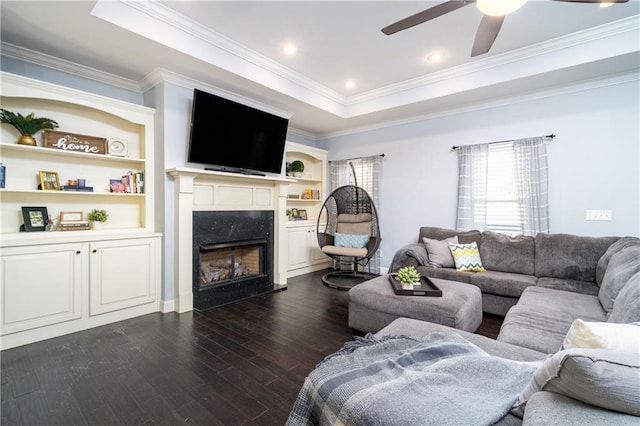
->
[477, 0, 527, 16]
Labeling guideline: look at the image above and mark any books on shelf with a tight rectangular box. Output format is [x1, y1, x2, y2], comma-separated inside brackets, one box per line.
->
[112, 170, 144, 194]
[61, 185, 94, 192]
[58, 221, 90, 231]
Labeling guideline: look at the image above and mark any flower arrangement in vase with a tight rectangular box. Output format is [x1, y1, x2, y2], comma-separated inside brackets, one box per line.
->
[396, 266, 421, 289]
[87, 209, 108, 230]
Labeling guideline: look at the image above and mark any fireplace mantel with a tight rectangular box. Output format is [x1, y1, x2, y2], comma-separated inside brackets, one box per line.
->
[167, 167, 290, 313]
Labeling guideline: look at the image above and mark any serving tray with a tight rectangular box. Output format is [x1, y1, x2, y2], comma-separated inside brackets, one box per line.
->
[388, 274, 443, 297]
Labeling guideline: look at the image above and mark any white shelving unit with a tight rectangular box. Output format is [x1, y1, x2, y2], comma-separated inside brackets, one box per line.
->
[284, 142, 330, 277]
[0, 72, 161, 350]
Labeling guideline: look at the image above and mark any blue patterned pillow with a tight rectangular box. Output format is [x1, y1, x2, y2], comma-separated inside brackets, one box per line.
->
[334, 233, 369, 249]
[449, 241, 486, 272]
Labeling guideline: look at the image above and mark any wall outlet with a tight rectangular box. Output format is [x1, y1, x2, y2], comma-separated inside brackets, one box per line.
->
[585, 210, 613, 221]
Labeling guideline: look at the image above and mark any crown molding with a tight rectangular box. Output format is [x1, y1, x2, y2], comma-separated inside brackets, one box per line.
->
[319, 70, 640, 140]
[0, 42, 140, 93]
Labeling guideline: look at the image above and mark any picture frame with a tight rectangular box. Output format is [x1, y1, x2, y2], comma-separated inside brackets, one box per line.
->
[291, 208, 299, 218]
[39, 170, 60, 190]
[60, 211, 84, 222]
[21, 206, 48, 232]
[298, 209, 308, 220]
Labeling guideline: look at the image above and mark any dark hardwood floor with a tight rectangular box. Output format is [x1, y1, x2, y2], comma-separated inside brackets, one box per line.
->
[1, 269, 503, 425]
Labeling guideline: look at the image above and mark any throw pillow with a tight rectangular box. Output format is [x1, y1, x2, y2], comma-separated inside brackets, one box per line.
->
[334, 232, 369, 249]
[422, 236, 458, 268]
[598, 245, 640, 314]
[449, 241, 486, 272]
[511, 348, 640, 418]
[562, 319, 640, 353]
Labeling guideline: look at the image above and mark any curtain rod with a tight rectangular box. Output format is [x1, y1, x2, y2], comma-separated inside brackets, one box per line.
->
[328, 153, 385, 163]
[451, 134, 555, 151]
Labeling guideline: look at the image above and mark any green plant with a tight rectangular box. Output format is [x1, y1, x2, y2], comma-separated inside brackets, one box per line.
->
[0, 108, 58, 136]
[87, 209, 108, 222]
[290, 160, 304, 173]
[396, 266, 420, 284]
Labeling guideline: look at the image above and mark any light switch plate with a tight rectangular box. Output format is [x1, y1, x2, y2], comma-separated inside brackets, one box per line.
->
[585, 210, 613, 221]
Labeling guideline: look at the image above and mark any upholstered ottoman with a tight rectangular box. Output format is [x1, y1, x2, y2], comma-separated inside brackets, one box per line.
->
[348, 275, 483, 333]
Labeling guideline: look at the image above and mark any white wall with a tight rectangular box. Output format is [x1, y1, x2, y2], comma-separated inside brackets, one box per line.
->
[323, 80, 640, 269]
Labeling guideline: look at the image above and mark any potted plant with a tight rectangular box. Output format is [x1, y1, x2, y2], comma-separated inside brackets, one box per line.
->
[396, 266, 421, 289]
[0, 108, 59, 146]
[290, 160, 304, 177]
[87, 209, 108, 230]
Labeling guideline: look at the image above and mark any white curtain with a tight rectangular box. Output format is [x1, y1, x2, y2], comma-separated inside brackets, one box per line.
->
[329, 155, 383, 273]
[455, 144, 488, 232]
[455, 137, 550, 236]
[513, 137, 550, 235]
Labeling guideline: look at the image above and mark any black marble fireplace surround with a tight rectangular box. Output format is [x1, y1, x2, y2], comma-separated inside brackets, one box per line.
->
[193, 210, 274, 311]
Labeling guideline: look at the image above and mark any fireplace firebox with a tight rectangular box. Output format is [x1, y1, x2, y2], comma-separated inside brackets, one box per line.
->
[193, 211, 274, 311]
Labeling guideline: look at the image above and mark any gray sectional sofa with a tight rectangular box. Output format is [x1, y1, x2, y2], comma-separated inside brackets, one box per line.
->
[383, 227, 640, 423]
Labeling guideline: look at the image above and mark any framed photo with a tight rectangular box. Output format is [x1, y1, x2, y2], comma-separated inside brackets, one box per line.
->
[291, 208, 299, 218]
[39, 170, 60, 190]
[60, 211, 83, 222]
[21, 206, 48, 232]
[298, 209, 308, 220]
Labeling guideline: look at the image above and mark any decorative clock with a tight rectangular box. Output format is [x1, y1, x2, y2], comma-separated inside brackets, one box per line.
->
[107, 138, 128, 157]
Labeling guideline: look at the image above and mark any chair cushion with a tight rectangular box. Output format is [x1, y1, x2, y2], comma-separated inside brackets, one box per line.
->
[322, 245, 367, 257]
[336, 213, 372, 235]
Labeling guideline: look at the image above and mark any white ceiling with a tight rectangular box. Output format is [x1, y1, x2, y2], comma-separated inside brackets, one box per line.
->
[1, 1, 639, 139]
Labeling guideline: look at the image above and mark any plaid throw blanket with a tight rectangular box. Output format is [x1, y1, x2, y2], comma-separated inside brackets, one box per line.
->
[286, 332, 537, 426]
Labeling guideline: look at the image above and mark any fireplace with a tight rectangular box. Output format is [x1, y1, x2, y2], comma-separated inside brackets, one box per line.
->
[193, 210, 274, 311]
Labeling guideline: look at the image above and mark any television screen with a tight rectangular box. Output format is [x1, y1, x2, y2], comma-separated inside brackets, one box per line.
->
[188, 89, 289, 175]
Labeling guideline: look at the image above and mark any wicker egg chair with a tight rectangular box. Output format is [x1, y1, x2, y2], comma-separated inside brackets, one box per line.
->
[316, 185, 381, 289]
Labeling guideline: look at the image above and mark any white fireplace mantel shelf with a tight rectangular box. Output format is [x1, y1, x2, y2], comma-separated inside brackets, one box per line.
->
[167, 166, 291, 313]
[167, 167, 294, 184]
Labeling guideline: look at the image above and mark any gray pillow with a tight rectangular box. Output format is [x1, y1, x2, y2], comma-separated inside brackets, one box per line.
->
[512, 348, 640, 418]
[596, 237, 640, 286]
[480, 231, 534, 275]
[422, 236, 458, 268]
[609, 270, 640, 323]
[598, 245, 640, 313]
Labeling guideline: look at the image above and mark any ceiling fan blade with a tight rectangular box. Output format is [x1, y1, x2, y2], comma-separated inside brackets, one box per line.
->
[382, 0, 472, 35]
[551, 0, 628, 3]
[471, 14, 504, 57]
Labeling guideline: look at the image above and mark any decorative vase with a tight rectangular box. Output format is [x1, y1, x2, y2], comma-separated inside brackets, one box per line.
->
[91, 221, 104, 230]
[17, 135, 36, 146]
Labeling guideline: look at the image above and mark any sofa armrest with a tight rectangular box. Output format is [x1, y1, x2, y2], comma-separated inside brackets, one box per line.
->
[522, 391, 639, 426]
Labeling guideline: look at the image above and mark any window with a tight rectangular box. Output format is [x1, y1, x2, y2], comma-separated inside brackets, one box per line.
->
[456, 137, 550, 236]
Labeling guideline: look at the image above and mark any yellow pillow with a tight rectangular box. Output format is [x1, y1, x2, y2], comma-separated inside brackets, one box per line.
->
[448, 242, 486, 272]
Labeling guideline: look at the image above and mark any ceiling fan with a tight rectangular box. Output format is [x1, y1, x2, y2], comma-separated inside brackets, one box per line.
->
[382, 0, 629, 57]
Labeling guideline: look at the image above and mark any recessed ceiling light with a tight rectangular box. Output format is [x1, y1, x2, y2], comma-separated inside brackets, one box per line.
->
[427, 52, 445, 63]
[283, 44, 297, 56]
[345, 80, 356, 90]
[599, 2, 614, 7]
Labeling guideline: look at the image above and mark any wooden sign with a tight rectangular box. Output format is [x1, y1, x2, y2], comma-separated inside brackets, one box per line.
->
[44, 130, 106, 155]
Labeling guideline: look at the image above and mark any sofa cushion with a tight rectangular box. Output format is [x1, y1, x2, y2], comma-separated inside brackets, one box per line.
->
[521, 391, 640, 426]
[535, 277, 599, 296]
[609, 270, 640, 323]
[418, 226, 481, 247]
[497, 287, 606, 353]
[598, 245, 640, 314]
[480, 231, 535, 275]
[596, 236, 640, 286]
[534, 233, 618, 282]
[422, 236, 457, 268]
[449, 241, 486, 272]
[513, 348, 640, 417]
[562, 319, 640, 353]
[417, 266, 473, 283]
[468, 271, 537, 298]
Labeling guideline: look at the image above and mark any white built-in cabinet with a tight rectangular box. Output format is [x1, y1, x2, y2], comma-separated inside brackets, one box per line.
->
[284, 142, 330, 277]
[0, 72, 161, 350]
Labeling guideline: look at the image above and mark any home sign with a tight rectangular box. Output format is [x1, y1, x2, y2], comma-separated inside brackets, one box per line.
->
[44, 130, 107, 155]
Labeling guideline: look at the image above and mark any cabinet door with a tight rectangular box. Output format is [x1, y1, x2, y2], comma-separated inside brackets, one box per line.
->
[89, 238, 157, 316]
[287, 227, 311, 270]
[308, 227, 328, 265]
[0, 244, 83, 335]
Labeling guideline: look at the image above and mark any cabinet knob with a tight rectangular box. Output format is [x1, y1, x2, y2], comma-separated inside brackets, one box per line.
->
[92, 249, 97, 253]
[76, 250, 81, 254]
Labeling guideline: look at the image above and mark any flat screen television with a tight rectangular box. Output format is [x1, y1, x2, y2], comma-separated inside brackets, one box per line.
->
[187, 88, 289, 175]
